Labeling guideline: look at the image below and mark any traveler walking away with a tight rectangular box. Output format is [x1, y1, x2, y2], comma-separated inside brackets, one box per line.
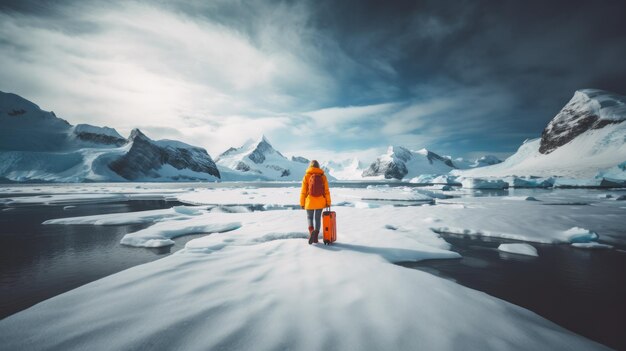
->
[300, 160, 331, 244]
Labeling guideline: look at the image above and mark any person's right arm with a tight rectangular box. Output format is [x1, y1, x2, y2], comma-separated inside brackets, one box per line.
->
[300, 175, 308, 208]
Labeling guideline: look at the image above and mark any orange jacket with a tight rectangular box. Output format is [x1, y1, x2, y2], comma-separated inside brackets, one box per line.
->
[300, 167, 331, 210]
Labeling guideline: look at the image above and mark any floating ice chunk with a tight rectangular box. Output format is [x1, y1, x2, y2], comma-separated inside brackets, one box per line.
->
[366, 184, 390, 189]
[553, 178, 602, 188]
[503, 176, 554, 188]
[502, 196, 539, 201]
[417, 184, 452, 191]
[571, 242, 613, 249]
[461, 178, 507, 189]
[120, 220, 242, 248]
[409, 174, 459, 185]
[43, 207, 192, 225]
[63, 205, 77, 210]
[563, 227, 599, 243]
[498, 243, 538, 257]
[172, 206, 203, 216]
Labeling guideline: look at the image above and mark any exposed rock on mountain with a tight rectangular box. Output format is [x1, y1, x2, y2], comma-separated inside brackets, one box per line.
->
[363, 146, 456, 180]
[456, 89, 626, 179]
[72, 124, 126, 146]
[540, 89, 626, 154]
[109, 129, 220, 180]
[216, 136, 311, 181]
[0, 91, 220, 182]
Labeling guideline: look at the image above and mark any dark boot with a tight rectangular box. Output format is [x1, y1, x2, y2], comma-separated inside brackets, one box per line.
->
[308, 226, 315, 245]
[312, 230, 319, 243]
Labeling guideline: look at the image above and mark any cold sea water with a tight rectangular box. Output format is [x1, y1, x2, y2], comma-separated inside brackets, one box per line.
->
[0, 182, 625, 349]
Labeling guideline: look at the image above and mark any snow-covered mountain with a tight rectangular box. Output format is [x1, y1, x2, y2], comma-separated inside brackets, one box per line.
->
[455, 89, 626, 179]
[321, 158, 366, 180]
[362, 146, 456, 180]
[109, 129, 220, 181]
[452, 155, 503, 169]
[0, 91, 220, 182]
[215, 136, 314, 181]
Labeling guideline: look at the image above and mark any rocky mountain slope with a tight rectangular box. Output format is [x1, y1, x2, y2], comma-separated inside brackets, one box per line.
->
[362, 146, 456, 180]
[456, 89, 626, 179]
[0, 91, 220, 182]
[215, 136, 315, 181]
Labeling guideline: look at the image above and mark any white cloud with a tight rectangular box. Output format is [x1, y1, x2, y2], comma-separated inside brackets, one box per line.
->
[0, 1, 522, 160]
[381, 98, 454, 135]
[286, 146, 385, 166]
[303, 102, 398, 129]
[0, 1, 337, 154]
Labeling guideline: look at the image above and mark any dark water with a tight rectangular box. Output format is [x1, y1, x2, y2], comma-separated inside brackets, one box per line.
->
[1, 185, 625, 350]
[400, 234, 626, 350]
[0, 199, 209, 320]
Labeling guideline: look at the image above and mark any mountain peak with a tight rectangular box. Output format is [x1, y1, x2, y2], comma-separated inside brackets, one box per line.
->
[128, 128, 150, 142]
[387, 145, 412, 162]
[539, 89, 626, 154]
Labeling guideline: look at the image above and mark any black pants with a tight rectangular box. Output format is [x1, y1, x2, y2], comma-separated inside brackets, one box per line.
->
[307, 209, 323, 232]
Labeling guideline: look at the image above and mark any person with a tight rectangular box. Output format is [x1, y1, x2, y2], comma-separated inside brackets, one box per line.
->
[300, 160, 331, 244]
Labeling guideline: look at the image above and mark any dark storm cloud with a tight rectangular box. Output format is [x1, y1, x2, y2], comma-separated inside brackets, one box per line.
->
[296, 0, 626, 156]
[1, 0, 624, 159]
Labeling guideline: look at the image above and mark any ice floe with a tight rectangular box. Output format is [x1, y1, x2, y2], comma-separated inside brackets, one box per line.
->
[498, 243, 539, 257]
[0, 185, 616, 350]
[0, 206, 609, 350]
[460, 177, 508, 189]
[571, 242, 614, 249]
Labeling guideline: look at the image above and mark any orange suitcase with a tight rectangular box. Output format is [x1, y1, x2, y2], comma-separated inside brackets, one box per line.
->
[322, 208, 337, 245]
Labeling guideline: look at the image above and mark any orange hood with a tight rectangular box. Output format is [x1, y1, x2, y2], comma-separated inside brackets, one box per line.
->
[305, 167, 325, 175]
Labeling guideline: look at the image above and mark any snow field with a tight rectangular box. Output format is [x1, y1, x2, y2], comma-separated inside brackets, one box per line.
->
[0, 189, 612, 350]
[2, 185, 622, 350]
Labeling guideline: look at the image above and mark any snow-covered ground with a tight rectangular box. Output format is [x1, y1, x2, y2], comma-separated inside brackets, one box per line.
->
[0, 184, 620, 350]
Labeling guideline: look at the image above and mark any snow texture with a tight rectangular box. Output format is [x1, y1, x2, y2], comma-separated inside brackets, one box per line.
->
[0, 204, 610, 350]
[0, 185, 617, 350]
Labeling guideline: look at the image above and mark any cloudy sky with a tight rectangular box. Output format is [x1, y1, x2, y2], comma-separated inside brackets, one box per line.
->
[1, 0, 626, 162]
